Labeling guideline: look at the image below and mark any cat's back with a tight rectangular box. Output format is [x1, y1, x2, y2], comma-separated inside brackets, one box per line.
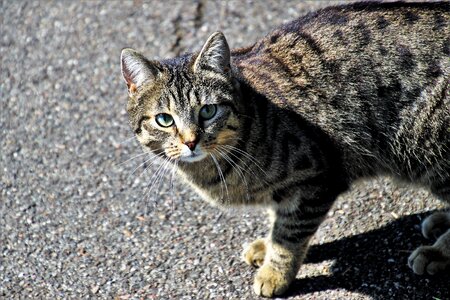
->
[234, 1, 449, 179]
[234, 1, 449, 107]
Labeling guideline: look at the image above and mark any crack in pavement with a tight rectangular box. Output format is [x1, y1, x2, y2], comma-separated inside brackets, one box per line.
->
[170, 0, 206, 56]
[170, 14, 183, 56]
[194, 0, 206, 30]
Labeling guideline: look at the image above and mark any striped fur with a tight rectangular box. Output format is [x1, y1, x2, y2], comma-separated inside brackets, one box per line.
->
[121, 2, 450, 297]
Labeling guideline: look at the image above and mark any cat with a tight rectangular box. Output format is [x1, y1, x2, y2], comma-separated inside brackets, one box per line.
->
[120, 1, 450, 297]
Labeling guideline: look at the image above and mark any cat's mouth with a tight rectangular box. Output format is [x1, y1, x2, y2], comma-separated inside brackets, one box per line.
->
[179, 144, 208, 162]
[180, 151, 207, 162]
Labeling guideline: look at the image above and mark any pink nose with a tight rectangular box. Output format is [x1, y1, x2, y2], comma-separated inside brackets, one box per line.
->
[185, 141, 197, 151]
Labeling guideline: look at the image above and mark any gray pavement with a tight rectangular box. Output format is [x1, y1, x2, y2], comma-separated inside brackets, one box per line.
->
[1, 1, 449, 299]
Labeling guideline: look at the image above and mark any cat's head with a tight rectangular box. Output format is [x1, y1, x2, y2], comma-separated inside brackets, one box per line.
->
[120, 32, 242, 163]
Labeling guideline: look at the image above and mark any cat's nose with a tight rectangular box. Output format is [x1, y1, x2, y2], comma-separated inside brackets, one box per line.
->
[184, 140, 197, 151]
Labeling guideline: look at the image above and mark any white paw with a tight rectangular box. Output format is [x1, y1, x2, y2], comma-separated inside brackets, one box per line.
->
[253, 264, 291, 297]
[242, 238, 266, 267]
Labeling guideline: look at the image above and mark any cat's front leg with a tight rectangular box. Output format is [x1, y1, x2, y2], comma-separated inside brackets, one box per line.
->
[253, 237, 311, 297]
[252, 202, 331, 297]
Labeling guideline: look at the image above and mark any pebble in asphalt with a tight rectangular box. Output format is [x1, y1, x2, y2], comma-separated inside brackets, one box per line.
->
[1, 1, 449, 299]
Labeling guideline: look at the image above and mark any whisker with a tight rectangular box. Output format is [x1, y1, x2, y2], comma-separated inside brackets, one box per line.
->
[128, 156, 156, 179]
[142, 157, 171, 215]
[208, 153, 224, 199]
[217, 145, 266, 185]
[144, 157, 172, 202]
[221, 144, 269, 179]
[155, 158, 173, 196]
[170, 159, 179, 212]
[142, 157, 168, 193]
[114, 147, 165, 166]
[114, 151, 149, 167]
[210, 153, 229, 204]
[128, 150, 166, 179]
[214, 148, 251, 202]
[118, 135, 138, 145]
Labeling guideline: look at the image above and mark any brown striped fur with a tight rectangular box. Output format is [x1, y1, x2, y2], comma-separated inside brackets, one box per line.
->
[121, 2, 450, 297]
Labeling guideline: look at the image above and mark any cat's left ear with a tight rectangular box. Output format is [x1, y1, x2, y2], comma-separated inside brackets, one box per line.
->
[193, 31, 231, 76]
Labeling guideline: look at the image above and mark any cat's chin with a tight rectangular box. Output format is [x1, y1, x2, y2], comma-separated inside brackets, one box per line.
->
[179, 152, 208, 163]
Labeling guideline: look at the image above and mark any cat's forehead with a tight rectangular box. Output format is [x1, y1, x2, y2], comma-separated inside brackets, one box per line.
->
[162, 72, 202, 112]
[152, 65, 202, 114]
[157, 67, 219, 111]
[143, 54, 233, 113]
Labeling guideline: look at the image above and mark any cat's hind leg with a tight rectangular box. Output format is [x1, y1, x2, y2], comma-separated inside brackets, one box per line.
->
[408, 227, 450, 275]
[421, 211, 450, 240]
[408, 185, 450, 275]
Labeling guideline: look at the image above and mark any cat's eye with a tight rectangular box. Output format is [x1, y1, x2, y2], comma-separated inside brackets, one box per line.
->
[199, 104, 217, 120]
[155, 113, 174, 128]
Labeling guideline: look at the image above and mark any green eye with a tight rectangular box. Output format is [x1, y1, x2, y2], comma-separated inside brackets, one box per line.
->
[199, 104, 217, 120]
[155, 113, 174, 127]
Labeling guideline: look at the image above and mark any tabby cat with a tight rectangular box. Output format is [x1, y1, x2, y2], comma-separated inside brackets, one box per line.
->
[120, 1, 450, 297]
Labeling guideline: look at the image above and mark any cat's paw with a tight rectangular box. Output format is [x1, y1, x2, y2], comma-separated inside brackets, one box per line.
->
[421, 212, 450, 240]
[408, 245, 450, 275]
[242, 238, 266, 267]
[253, 264, 291, 297]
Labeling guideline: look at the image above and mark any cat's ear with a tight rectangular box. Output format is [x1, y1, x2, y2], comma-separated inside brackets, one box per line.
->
[193, 31, 231, 76]
[120, 48, 161, 96]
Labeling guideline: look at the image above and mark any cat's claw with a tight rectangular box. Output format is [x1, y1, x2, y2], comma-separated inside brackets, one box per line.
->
[254, 265, 291, 297]
[242, 238, 266, 267]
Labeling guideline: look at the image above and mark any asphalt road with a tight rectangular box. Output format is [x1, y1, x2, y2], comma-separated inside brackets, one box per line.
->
[1, 1, 449, 299]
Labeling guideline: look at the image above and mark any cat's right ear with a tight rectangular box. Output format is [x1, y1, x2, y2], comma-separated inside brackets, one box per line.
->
[120, 48, 161, 96]
[193, 32, 231, 76]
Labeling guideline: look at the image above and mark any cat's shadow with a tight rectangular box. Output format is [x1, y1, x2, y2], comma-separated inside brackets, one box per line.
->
[284, 212, 450, 299]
